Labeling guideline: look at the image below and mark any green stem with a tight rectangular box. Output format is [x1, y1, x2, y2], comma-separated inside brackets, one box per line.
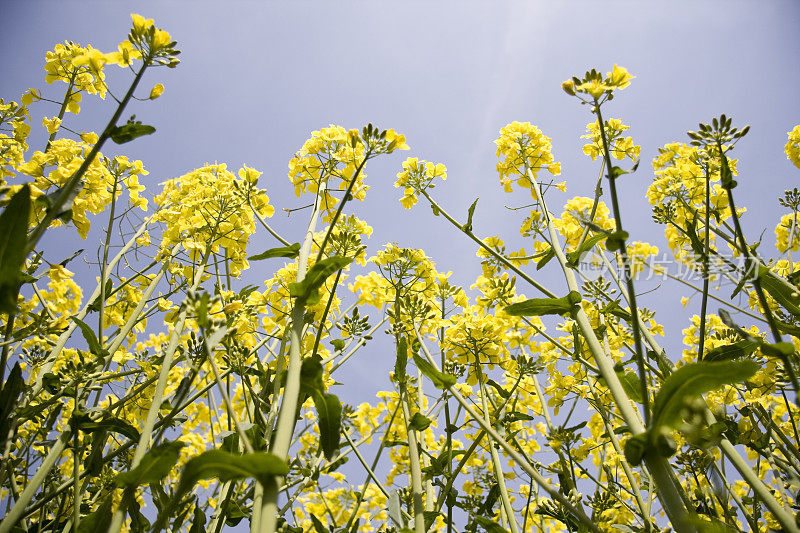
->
[420, 189, 555, 298]
[697, 165, 711, 360]
[414, 329, 602, 533]
[262, 182, 325, 533]
[594, 103, 650, 425]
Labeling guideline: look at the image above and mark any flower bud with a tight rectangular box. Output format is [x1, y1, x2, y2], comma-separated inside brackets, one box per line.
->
[561, 80, 575, 96]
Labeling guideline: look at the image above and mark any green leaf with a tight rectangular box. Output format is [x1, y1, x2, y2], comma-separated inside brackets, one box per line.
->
[719, 152, 736, 190]
[760, 341, 796, 358]
[408, 412, 432, 431]
[248, 242, 301, 261]
[177, 449, 288, 494]
[536, 247, 555, 270]
[758, 266, 800, 317]
[70, 316, 106, 357]
[502, 291, 581, 317]
[566, 233, 607, 266]
[602, 300, 632, 322]
[77, 493, 113, 533]
[299, 356, 342, 460]
[463, 197, 479, 233]
[313, 391, 342, 460]
[109, 123, 156, 144]
[310, 514, 329, 533]
[289, 256, 352, 306]
[413, 354, 456, 389]
[703, 339, 759, 362]
[605, 230, 629, 252]
[74, 413, 140, 442]
[474, 515, 510, 533]
[331, 339, 345, 352]
[650, 360, 758, 434]
[623, 433, 649, 466]
[116, 440, 185, 487]
[0, 363, 25, 453]
[0, 185, 31, 313]
[618, 370, 644, 403]
[188, 502, 206, 533]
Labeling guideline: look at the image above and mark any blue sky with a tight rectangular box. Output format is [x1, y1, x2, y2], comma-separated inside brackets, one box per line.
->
[3, 0, 800, 416]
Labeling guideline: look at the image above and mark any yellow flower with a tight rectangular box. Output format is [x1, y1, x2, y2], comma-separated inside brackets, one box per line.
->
[607, 64, 634, 89]
[131, 14, 154, 35]
[786, 125, 800, 169]
[495, 122, 560, 199]
[394, 157, 446, 209]
[42, 116, 61, 135]
[148, 83, 164, 100]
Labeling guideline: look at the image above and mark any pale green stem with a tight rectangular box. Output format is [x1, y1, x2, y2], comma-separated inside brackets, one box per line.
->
[416, 367, 436, 513]
[597, 252, 673, 370]
[529, 168, 695, 532]
[413, 328, 602, 533]
[207, 482, 233, 533]
[0, 433, 69, 533]
[261, 183, 325, 533]
[719, 434, 799, 532]
[476, 371, 520, 533]
[25, 215, 152, 402]
[205, 333, 255, 454]
[400, 384, 426, 533]
[107, 243, 213, 533]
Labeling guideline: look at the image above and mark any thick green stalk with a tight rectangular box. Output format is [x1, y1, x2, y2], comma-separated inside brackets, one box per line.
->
[261, 183, 325, 533]
[528, 167, 693, 532]
[399, 383, 427, 533]
[0, 433, 69, 533]
[107, 239, 215, 533]
[476, 370, 520, 533]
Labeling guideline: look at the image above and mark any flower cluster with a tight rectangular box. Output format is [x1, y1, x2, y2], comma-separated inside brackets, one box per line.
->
[582, 118, 640, 163]
[562, 65, 634, 101]
[495, 121, 561, 198]
[153, 163, 274, 278]
[394, 157, 447, 208]
[786, 124, 800, 169]
[288, 125, 408, 220]
[12, 136, 148, 237]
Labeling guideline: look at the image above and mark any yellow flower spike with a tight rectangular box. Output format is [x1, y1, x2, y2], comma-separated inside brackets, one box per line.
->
[394, 157, 446, 209]
[786, 125, 800, 169]
[148, 83, 164, 100]
[495, 122, 560, 199]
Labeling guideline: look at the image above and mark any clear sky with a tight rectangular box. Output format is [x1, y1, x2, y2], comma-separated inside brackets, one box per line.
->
[2, 0, 800, 419]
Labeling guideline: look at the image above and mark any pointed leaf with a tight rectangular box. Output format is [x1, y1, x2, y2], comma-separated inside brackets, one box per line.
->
[289, 256, 352, 305]
[70, 316, 106, 357]
[567, 233, 607, 266]
[463, 198, 479, 233]
[413, 354, 456, 389]
[109, 123, 156, 144]
[0, 363, 25, 452]
[312, 391, 342, 460]
[115, 440, 186, 487]
[77, 493, 113, 533]
[651, 360, 758, 433]
[503, 291, 581, 317]
[248, 242, 301, 261]
[408, 412, 431, 431]
[703, 339, 758, 362]
[0, 185, 31, 312]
